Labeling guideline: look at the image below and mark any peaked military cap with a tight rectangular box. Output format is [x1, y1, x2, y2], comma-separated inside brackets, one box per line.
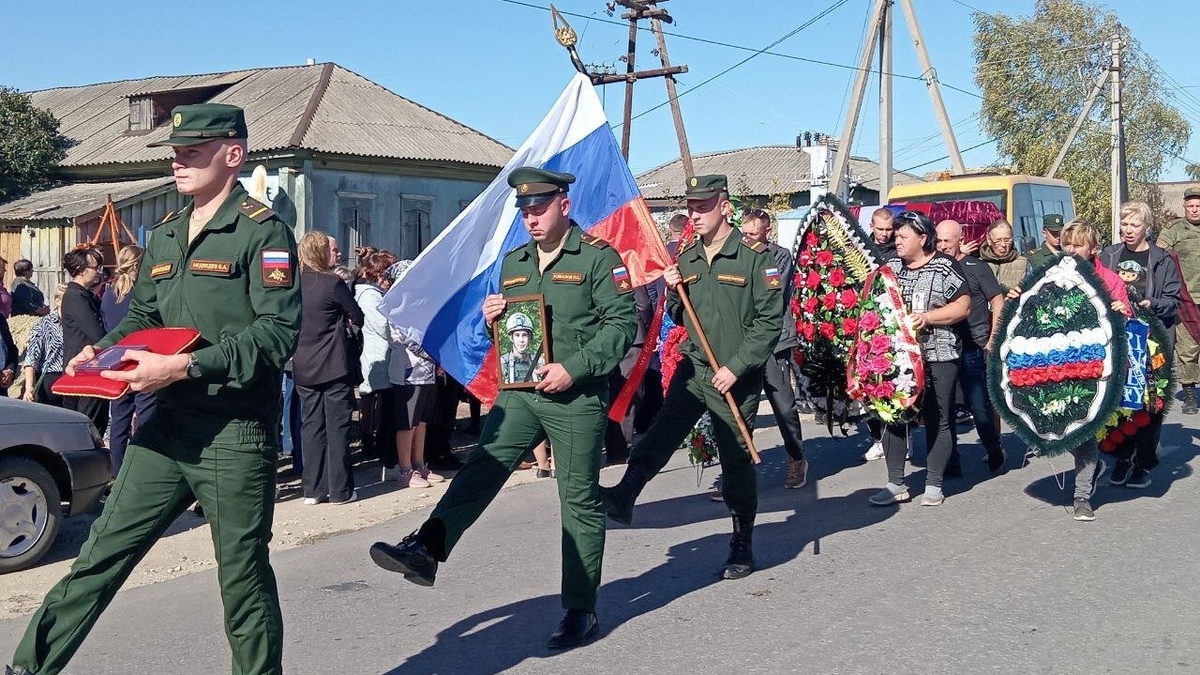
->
[1184, 187, 1200, 200]
[1042, 214, 1065, 232]
[685, 174, 728, 199]
[508, 167, 575, 208]
[148, 104, 249, 147]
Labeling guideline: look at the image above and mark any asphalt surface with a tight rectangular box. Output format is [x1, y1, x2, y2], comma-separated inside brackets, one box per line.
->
[2, 406, 1198, 675]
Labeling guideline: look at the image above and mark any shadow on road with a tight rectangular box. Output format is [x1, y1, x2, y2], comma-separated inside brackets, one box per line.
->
[1022, 422, 1198, 509]
[383, 486, 892, 675]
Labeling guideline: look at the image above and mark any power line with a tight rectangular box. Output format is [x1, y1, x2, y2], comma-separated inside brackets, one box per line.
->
[898, 137, 997, 173]
[622, 0, 854, 126]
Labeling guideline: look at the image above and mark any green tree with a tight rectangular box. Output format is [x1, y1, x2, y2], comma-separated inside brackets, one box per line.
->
[1186, 162, 1200, 181]
[972, 0, 1190, 232]
[0, 86, 69, 204]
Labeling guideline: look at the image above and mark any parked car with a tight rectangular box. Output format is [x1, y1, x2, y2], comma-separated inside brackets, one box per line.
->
[0, 398, 111, 573]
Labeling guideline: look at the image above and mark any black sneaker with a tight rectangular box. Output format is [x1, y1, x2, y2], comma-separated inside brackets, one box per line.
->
[1125, 467, 1152, 489]
[1109, 459, 1133, 486]
[369, 532, 439, 586]
[1073, 498, 1096, 521]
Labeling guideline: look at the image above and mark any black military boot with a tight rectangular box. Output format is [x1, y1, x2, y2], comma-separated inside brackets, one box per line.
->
[722, 515, 756, 580]
[1183, 384, 1198, 415]
[369, 522, 444, 586]
[599, 464, 650, 525]
[546, 609, 600, 650]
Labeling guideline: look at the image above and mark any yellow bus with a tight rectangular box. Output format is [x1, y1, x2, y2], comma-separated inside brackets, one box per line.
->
[887, 174, 1075, 251]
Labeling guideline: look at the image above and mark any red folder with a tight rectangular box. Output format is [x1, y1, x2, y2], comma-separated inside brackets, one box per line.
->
[52, 327, 202, 400]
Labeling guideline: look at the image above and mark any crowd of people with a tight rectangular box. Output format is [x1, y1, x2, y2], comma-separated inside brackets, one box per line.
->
[2, 98, 1198, 670]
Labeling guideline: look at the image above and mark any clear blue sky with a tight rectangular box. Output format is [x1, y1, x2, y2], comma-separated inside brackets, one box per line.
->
[4, 0, 1199, 181]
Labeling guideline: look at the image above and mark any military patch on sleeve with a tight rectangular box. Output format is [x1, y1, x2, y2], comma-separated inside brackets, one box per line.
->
[551, 271, 584, 284]
[716, 273, 748, 286]
[261, 249, 293, 287]
[239, 198, 276, 223]
[502, 275, 529, 289]
[611, 265, 633, 293]
[764, 266, 782, 289]
[581, 233, 611, 249]
[150, 261, 174, 279]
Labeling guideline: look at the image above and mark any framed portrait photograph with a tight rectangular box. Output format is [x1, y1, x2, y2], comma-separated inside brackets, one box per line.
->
[494, 294, 550, 390]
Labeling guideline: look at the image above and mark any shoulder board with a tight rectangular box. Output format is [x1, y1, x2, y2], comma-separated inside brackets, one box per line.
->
[154, 210, 180, 227]
[677, 237, 698, 255]
[580, 233, 611, 249]
[239, 198, 276, 223]
[741, 235, 768, 253]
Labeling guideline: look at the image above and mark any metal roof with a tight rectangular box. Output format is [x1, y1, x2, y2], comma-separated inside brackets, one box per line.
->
[28, 63, 513, 170]
[0, 177, 175, 222]
[635, 145, 926, 199]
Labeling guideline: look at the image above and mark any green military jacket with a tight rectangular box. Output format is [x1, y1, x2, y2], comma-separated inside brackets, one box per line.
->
[99, 183, 301, 425]
[1024, 244, 1058, 275]
[670, 231, 783, 377]
[498, 224, 636, 388]
[1158, 217, 1200, 292]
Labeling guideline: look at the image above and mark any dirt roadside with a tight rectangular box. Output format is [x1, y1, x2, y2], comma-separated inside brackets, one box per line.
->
[1, 433, 553, 620]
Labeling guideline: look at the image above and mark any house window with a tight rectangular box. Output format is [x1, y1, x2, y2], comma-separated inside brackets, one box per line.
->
[401, 194, 434, 259]
[337, 191, 375, 258]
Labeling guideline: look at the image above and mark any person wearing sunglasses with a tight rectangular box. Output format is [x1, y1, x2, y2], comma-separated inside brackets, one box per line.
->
[869, 211, 970, 507]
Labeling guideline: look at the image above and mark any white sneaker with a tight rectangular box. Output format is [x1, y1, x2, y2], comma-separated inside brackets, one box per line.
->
[382, 466, 402, 482]
[303, 496, 328, 506]
[863, 441, 884, 461]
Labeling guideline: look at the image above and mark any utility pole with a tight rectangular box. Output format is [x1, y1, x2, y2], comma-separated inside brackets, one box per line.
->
[830, 0, 965, 197]
[1047, 69, 1109, 180]
[878, 0, 894, 202]
[550, 2, 694, 176]
[1110, 27, 1127, 242]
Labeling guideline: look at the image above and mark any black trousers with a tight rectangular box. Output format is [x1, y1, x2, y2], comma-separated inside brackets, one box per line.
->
[108, 391, 157, 478]
[298, 377, 356, 502]
[763, 348, 804, 461]
[884, 360, 958, 489]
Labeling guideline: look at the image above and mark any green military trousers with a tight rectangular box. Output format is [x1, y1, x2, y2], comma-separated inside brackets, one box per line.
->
[13, 410, 283, 675]
[425, 385, 607, 611]
[1175, 323, 1200, 385]
[627, 357, 761, 516]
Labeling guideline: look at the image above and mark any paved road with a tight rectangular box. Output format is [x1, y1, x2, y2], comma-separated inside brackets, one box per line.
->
[3, 408, 1198, 675]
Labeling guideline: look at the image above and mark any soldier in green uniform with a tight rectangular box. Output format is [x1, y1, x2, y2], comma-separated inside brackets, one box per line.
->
[1158, 186, 1200, 413]
[499, 311, 545, 384]
[6, 104, 300, 675]
[369, 167, 636, 650]
[600, 174, 783, 580]
[1024, 213, 1064, 272]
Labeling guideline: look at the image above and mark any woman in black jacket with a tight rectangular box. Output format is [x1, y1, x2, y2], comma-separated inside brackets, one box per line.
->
[60, 246, 109, 432]
[1100, 201, 1184, 489]
[293, 231, 365, 505]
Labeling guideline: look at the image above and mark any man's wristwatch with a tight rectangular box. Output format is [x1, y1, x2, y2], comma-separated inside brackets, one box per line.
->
[186, 354, 202, 380]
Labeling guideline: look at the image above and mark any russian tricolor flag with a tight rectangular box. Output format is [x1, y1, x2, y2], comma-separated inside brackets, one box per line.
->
[379, 73, 670, 404]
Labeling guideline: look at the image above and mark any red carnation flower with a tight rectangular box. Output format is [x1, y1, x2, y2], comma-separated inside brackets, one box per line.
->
[842, 317, 858, 335]
[819, 322, 836, 340]
[800, 322, 816, 341]
[806, 232, 819, 248]
[829, 268, 846, 287]
[840, 288, 858, 309]
[806, 270, 821, 290]
[803, 296, 819, 314]
[823, 292, 838, 310]
[816, 250, 835, 266]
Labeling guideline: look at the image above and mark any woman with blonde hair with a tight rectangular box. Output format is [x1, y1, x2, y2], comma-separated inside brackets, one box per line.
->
[1099, 201, 1182, 488]
[102, 244, 156, 477]
[293, 231, 365, 504]
[21, 283, 69, 407]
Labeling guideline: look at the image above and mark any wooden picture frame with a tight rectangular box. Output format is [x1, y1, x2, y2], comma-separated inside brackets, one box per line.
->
[494, 294, 550, 390]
